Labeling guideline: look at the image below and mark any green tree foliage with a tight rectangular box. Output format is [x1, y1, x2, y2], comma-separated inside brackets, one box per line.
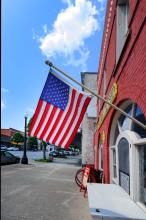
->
[11, 133, 24, 148]
[27, 116, 47, 159]
[41, 141, 47, 160]
[28, 137, 38, 150]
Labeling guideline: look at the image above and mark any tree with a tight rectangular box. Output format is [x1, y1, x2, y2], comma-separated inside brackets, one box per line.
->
[27, 116, 47, 159]
[28, 137, 38, 150]
[11, 133, 24, 149]
[41, 141, 47, 160]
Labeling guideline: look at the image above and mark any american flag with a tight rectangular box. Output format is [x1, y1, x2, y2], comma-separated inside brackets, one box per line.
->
[28, 70, 91, 148]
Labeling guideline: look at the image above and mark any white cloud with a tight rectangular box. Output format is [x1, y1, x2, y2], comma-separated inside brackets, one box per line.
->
[39, 0, 100, 69]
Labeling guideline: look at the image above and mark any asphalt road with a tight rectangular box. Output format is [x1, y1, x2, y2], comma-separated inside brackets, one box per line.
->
[1, 161, 91, 220]
[8, 151, 82, 165]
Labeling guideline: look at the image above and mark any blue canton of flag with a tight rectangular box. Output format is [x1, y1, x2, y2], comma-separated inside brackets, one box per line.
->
[40, 73, 69, 110]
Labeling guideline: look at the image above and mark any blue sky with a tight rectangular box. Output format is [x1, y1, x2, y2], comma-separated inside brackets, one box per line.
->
[1, 0, 107, 131]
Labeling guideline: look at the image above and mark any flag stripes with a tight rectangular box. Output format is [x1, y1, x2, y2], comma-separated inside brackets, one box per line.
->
[49, 89, 76, 144]
[28, 87, 91, 148]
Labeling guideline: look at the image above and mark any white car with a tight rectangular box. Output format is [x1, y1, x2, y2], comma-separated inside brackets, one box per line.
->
[0, 145, 8, 151]
[8, 147, 19, 151]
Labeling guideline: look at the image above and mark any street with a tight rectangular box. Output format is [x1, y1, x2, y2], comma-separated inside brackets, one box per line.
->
[1, 161, 91, 220]
[8, 150, 82, 166]
[8, 150, 82, 164]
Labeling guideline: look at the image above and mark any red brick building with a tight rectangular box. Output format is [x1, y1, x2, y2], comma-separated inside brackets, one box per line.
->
[95, 0, 146, 209]
[1, 128, 24, 147]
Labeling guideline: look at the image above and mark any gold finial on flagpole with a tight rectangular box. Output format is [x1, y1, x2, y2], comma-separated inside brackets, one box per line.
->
[45, 60, 53, 67]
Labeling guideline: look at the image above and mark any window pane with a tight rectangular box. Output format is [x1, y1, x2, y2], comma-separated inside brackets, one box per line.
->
[119, 104, 132, 131]
[99, 138, 103, 169]
[133, 105, 146, 138]
[4, 152, 13, 157]
[139, 145, 146, 206]
[113, 149, 116, 164]
[114, 124, 119, 145]
[116, 0, 129, 61]
[114, 165, 117, 178]
[118, 138, 129, 174]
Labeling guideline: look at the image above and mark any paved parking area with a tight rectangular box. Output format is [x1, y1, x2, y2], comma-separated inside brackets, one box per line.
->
[1, 161, 91, 220]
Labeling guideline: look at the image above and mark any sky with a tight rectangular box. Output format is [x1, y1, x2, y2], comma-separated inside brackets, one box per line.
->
[1, 0, 107, 132]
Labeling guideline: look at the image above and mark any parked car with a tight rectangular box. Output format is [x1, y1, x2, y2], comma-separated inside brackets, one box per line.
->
[63, 151, 70, 156]
[1, 150, 20, 165]
[7, 147, 19, 151]
[68, 151, 76, 156]
[31, 145, 38, 151]
[49, 150, 59, 157]
[0, 145, 8, 151]
[58, 151, 67, 158]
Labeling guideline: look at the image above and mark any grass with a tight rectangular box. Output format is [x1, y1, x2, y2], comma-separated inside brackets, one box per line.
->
[34, 158, 53, 163]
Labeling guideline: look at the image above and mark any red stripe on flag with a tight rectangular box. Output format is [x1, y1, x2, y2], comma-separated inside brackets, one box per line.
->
[52, 89, 76, 144]
[28, 100, 43, 136]
[39, 106, 58, 140]
[58, 93, 83, 147]
[45, 110, 64, 143]
[33, 103, 50, 137]
[64, 97, 91, 148]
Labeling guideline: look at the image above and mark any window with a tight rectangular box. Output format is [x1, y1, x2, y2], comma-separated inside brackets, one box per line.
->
[139, 145, 146, 206]
[118, 138, 130, 194]
[99, 137, 103, 170]
[113, 148, 117, 178]
[133, 105, 146, 138]
[110, 101, 146, 208]
[116, 0, 129, 61]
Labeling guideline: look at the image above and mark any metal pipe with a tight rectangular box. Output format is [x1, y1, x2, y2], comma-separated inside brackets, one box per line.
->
[45, 60, 146, 130]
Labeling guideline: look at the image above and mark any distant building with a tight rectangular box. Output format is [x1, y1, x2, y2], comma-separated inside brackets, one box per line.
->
[1, 128, 24, 147]
[81, 72, 97, 166]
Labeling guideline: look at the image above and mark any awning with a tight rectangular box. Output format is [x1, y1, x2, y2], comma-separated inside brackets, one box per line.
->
[87, 183, 146, 219]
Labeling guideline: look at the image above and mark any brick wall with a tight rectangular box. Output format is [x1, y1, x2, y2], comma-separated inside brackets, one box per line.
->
[95, 0, 146, 183]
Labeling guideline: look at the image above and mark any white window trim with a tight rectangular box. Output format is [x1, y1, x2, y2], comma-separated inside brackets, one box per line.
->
[116, 0, 129, 62]
[99, 141, 103, 170]
[110, 130, 146, 210]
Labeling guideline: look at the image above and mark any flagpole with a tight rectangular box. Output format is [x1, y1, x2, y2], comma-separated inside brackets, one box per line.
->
[45, 60, 146, 130]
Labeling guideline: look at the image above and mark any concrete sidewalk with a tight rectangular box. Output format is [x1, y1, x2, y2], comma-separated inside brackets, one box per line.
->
[1, 161, 91, 220]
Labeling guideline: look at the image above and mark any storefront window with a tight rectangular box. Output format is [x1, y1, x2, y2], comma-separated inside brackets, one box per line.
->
[116, 103, 146, 137]
[113, 124, 119, 145]
[118, 138, 130, 194]
[140, 145, 146, 205]
[99, 137, 103, 170]
[133, 105, 146, 138]
[110, 101, 146, 207]
[113, 148, 117, 178]
[118, 103, 132, 131]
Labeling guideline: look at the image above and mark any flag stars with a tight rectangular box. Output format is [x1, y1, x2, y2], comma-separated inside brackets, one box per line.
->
[40, 73, 69, 110]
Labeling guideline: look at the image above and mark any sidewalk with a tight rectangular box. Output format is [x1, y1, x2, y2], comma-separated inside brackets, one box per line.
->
[1, 161, 91, 220]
